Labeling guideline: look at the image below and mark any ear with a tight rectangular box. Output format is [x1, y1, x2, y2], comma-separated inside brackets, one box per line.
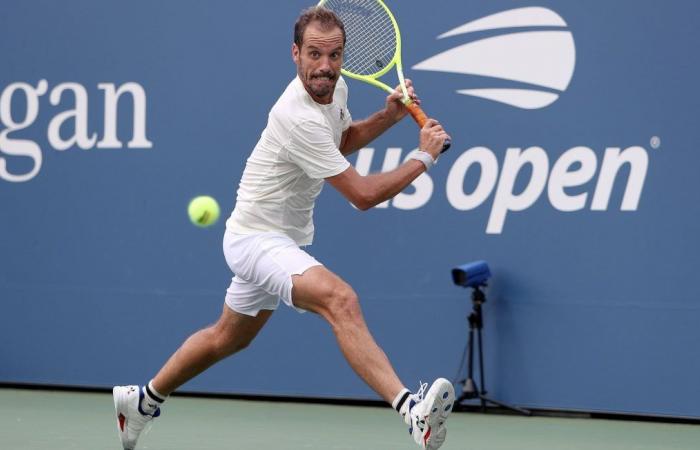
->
[292, 43, 300, 65]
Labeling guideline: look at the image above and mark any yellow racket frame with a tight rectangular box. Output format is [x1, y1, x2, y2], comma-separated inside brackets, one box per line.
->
[317, 0, 432, 129]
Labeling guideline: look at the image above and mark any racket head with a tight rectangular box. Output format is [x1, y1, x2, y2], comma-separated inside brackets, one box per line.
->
[317, 0, 450, 152]
[318, 0, 403, 94]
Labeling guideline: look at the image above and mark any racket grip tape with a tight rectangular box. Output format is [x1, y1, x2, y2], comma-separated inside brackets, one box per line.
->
[405, 102, 452, 153]
[405, 101, 429, 127]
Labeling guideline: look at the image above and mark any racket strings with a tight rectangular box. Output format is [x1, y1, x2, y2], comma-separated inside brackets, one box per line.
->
[323, 0, 397, 76]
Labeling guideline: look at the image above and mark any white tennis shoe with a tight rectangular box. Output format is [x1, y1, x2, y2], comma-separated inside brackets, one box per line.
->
[403, 378, 455, 450]
[113, 385, 160, 450]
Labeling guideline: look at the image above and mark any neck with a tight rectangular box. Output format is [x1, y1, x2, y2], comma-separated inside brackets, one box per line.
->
[308, 89, 332, 105]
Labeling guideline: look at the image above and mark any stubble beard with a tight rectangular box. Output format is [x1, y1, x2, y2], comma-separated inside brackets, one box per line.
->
[300, 65, 337, 101]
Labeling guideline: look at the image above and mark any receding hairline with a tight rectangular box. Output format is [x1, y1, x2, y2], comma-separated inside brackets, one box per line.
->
[293, 6, 346, 48]
[300, 23, 345, 46]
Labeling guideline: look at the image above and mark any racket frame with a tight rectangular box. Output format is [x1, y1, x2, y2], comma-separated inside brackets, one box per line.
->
[317, 0, 449, 150]
[318, 0, 409, 102]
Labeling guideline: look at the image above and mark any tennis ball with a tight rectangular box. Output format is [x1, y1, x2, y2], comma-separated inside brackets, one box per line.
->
[188, 195, 220, 227]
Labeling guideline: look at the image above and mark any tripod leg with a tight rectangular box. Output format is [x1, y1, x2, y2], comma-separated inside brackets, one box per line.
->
[457, 315, 478, 403]
[480, 395, 532, 416]
[457, 289, 529, 416]
[477, 326, 487, 411]
[468, 316, 475, 382]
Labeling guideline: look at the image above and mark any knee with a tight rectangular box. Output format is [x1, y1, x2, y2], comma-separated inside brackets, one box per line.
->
[323, 284, 362, 327]
[209, 326, 252, 358]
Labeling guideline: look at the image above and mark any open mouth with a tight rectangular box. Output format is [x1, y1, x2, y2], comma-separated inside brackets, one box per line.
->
[312, 74, 335, 82]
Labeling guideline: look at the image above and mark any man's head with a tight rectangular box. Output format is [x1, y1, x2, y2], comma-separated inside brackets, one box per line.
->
[292, 7, 346, 104]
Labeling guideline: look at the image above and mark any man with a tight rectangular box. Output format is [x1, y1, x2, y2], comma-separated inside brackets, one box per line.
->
[113, 6, 454, 450]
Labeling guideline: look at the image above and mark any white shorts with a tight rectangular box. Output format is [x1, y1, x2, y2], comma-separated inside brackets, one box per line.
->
[222, 230, 322, 316]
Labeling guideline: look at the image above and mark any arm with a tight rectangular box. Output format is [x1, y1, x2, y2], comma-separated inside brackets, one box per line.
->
[339, 109, 398, 156]
[327, 159, 426, 210]
[339, 79, 419, 156]
[328, 119, 450, 211]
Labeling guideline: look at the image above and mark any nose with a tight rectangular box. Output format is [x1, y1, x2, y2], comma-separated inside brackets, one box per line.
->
[318, 56, 332, 71]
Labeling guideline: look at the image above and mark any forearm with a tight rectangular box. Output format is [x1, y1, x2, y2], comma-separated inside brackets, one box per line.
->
[328, 108, 447, 211]
[340, 109, 399, 155]
[357, 159, 425, 210]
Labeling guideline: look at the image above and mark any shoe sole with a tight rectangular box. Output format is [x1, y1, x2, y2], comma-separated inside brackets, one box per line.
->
[423, 378, 455, 449]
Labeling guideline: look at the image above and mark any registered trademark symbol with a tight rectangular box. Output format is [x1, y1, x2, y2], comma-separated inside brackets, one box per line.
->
[650, 136, 661, 149]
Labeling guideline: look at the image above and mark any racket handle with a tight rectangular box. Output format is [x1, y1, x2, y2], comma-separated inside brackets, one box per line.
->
[405, 102, 451, 153]
[441, 138, 451, 153]
[405, 101, 429, 127]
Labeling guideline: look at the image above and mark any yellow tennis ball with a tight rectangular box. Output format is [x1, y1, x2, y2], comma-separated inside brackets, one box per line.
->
[188, 195, 220, 227]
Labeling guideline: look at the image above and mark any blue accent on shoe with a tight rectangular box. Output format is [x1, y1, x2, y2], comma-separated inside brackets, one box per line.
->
[445, 404, 452, 411]
[408, 399, 416, 412]
[443, 392, 449, 399]
[138, 386, 161, 418]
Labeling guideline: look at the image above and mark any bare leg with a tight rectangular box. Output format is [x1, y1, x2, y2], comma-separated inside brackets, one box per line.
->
[151, 305, 273, 395]
[291, 266, 405, 403]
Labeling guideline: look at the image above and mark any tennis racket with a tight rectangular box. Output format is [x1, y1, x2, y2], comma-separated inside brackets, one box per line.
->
[317, 0, 451, 152]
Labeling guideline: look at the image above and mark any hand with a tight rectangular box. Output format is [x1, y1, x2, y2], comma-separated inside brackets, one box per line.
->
[419, 119, 450, 160]
[385, 79, 420, 123]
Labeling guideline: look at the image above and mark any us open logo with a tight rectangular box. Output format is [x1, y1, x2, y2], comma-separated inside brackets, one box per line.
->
[412, 6, 576, 109]
[355, 7, 651, 234]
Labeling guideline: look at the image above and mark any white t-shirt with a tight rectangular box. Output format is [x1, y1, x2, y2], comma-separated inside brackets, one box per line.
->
[226, 76, 352, 245]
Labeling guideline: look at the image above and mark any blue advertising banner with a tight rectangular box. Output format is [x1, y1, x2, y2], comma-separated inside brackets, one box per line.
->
[1, 1, 699, 418]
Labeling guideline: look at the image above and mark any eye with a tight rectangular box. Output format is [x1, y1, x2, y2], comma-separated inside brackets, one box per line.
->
[310, 51, 320, 58]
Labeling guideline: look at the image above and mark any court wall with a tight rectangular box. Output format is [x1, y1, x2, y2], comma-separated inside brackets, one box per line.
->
[1, 0, 699, 418]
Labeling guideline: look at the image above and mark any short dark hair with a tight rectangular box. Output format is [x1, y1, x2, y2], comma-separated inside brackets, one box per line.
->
[294, 6, 346, 48]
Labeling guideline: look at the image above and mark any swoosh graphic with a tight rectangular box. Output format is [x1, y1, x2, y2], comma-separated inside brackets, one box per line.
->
[438, 7, 568, 38]
[456, 89, 559, 109]
[412, 31, 576, 91]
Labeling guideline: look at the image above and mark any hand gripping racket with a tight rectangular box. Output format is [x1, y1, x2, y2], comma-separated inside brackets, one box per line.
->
[318, 0, 451, 152]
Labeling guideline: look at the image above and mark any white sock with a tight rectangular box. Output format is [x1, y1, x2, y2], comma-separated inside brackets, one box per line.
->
[140, 380, 166, 415]
[392, 388, 412, 416]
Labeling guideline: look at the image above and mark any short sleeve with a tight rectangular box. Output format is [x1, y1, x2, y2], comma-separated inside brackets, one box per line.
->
[341, 105, 352, 131]
[338, 78, 352, 131]
[286, 120, 350, 179]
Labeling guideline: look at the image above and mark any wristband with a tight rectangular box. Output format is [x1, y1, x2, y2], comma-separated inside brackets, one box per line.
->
[409, 150, 437, 171]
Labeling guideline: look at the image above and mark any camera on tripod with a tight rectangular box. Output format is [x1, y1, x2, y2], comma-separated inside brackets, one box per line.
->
[451, 260, 531, 415]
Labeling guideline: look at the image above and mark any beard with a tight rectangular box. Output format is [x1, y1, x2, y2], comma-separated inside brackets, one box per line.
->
[304, 70, 338, 99]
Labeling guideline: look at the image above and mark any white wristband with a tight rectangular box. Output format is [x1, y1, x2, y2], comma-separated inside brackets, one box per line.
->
[409, 150, 437, 171]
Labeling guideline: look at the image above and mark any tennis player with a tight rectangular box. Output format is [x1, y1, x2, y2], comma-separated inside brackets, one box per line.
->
[113, 6, 454, 450]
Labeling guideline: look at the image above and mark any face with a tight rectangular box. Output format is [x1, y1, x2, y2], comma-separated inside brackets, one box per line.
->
[292, 21, 344, 104]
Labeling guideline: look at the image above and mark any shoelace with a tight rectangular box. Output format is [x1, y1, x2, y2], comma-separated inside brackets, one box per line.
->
[415, 381, 429, 402]
[408, 381, 431, 436]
